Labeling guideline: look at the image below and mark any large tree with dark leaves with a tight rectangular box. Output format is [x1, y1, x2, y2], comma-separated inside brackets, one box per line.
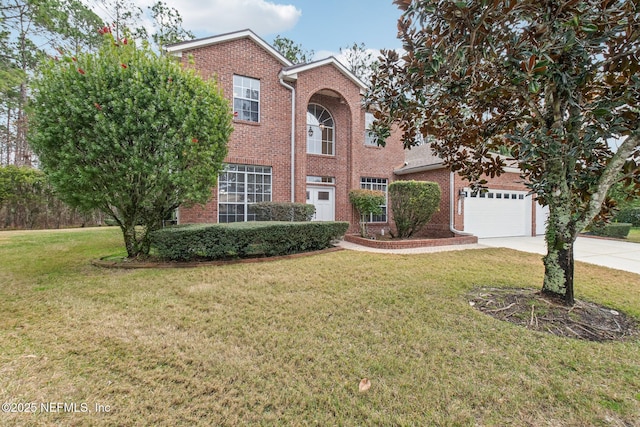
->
[367, 0, 639, 305]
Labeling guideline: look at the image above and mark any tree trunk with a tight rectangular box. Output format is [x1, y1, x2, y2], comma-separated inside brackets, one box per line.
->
[359, 214, 368, 237]
[542, 235, 575, 305]
[541, 184, 577, 306]
[121, 222, 152, 259]
[121, 222, 143, 259]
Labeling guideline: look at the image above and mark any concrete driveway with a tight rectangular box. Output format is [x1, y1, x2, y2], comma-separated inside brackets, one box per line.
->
[479, 235, 640, 275]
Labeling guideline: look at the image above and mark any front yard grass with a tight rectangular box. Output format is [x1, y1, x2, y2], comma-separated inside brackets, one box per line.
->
[0, 228, 639, 426]
[627, 227, 640, 243]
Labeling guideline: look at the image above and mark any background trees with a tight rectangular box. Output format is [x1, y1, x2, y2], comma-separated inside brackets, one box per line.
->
[368, 0, 639, 305]
[149, 0, 194, 50]
[0, 165, 103, 228]
[1, 0, 103, 166]
[0, 0, 194, 169]
[272, 34, 315, 63]
[340, 42, 378, 82]
[29, 31, 233, 258]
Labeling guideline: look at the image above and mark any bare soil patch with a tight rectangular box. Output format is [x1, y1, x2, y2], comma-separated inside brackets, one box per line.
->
[468, 287, 639, 342]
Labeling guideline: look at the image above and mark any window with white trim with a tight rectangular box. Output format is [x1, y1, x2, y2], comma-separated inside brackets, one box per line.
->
[306, 176, 335, 184]
[233, 75, 260, 122]
[307, 104, 334, 155]
[218, 164, 271, 223]
[360, 177, 388, 222]
[365, 112, 379, 146]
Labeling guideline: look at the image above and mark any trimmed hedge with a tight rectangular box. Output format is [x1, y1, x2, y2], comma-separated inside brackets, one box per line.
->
[590, 223, 632, 239]
[614, 207, 640, 227]
[252, 202, 315, 221]
[388, 180, 441, 238]
[150, 221, 349, 261]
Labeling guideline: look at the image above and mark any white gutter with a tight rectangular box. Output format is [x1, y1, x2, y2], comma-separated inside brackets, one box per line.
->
[394, 162, 445, 175]
[450, 172, 473, 236]
[279, 78, 296, 202]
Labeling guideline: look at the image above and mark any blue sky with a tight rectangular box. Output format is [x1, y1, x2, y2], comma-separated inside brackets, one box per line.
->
[264, 1, 404, 58]
[125, 0, 404, 60]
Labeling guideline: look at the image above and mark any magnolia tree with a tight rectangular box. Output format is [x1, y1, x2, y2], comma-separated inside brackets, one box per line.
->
[367, 0, 639, 305]
[29, 29, 233, 258]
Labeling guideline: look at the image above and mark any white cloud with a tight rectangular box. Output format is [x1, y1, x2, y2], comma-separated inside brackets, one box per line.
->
[313, 49, 337, 61]
[148, 0, 302, 36]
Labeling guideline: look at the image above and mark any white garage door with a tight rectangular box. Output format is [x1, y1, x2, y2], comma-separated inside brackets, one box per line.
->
[536, 203, 549, 236]
[464, 189, 532, 238]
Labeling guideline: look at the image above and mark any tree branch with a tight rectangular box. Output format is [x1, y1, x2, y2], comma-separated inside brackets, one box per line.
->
[578, 133, 640, 230]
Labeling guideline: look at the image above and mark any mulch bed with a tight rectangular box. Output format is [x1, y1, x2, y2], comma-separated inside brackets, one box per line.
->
[468, 287, 639, 342]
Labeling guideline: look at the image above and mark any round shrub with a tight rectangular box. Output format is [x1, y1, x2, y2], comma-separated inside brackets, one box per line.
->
[389, 180, 441, 238]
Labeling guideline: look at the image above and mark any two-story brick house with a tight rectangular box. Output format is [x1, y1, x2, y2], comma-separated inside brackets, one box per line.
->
[166, 29, 404, 232]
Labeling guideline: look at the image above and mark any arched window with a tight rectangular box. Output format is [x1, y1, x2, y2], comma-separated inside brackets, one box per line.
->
[307, 104, 334, 155]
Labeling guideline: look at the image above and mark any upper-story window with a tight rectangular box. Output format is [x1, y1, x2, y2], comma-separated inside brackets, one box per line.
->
[307, 104, 334, 155]
[365, 112, 379, 146]
[233, 75, 260, 122]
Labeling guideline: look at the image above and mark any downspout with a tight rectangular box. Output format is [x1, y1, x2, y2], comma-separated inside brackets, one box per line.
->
[450, 172, 472, 235]
[279, 78, 296, 202]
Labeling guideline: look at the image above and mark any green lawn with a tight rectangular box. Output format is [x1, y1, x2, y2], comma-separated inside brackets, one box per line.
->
[1, 228, 639, 426]
[627, 227, 640, 243]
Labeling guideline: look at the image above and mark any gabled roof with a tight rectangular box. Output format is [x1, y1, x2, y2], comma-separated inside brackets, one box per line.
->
[280, 57, 368, 92]
[394, 143, 445, 175]
[165, 29, 293, 67]
[394, 142, 522, 175]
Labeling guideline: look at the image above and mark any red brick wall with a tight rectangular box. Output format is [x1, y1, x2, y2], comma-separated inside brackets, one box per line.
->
[293, 65, 404, 232]
[176, 36, 405, 233]
[178, 37, 293, 223]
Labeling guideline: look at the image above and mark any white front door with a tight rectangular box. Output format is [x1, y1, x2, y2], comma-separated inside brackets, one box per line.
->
[306, 186, 335, 221]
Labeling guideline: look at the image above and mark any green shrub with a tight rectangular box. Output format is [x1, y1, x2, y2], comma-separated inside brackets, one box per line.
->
[614, 207, 640, 227]
[253, 202, 315, 221]
[590, 223, 632, 239]
[388, 180, 441, 238]
[150, 221, 348, 261]
[349, 189, 385, 237]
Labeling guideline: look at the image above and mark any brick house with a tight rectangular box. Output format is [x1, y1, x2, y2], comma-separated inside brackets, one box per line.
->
[394, 143, 549, 238]
[166, 29, 404, 233]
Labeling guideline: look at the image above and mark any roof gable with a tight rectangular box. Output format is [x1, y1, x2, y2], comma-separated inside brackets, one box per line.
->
[280, 57, 368, 92]
[165, 29, 293, 67]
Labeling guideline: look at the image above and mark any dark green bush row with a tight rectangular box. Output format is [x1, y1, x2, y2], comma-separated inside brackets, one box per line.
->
[614, 207, 640, 227]
[590, 223, 632, 239]
[253, 202, 315, 221]
[150, 221, 349, 261]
